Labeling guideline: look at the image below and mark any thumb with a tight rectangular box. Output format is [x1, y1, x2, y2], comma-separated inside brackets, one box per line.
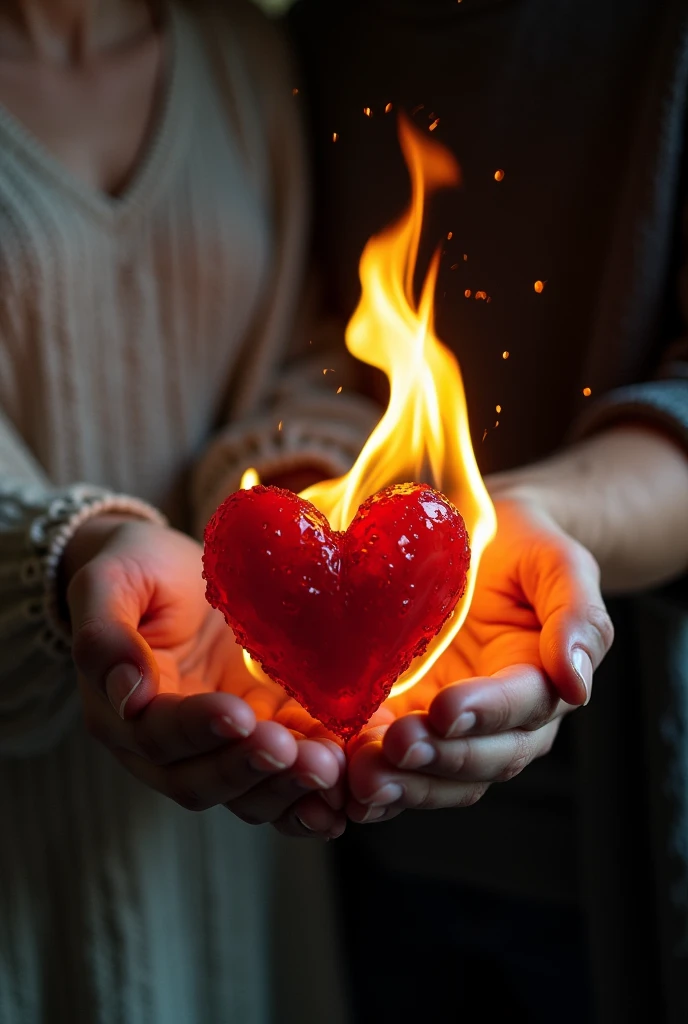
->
[67, 556, 159, 719]
[527, 537, 614, 706]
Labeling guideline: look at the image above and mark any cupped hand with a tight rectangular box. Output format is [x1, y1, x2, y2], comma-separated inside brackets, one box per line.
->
[65, 514, 346, 838]
[345, 495, 615, 823]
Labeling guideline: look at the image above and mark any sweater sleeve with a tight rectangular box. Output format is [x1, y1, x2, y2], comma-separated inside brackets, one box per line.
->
[0, 411, 166, 757]
[190, 2, 380, 535]
[572, 342, 688, 450]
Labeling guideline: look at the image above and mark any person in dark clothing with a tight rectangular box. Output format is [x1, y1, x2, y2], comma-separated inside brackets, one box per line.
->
[287, 1, 688, 1021]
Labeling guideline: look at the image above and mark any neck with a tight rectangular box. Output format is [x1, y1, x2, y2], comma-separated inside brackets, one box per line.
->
[0, 0, 155, 63]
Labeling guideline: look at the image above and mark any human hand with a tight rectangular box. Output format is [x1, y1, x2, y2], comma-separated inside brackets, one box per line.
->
[344, 495, 614, 823]
[65, 514, 346, 838]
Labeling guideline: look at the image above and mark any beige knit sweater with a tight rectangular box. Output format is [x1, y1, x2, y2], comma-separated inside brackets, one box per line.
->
[0, 3, 372, 1020]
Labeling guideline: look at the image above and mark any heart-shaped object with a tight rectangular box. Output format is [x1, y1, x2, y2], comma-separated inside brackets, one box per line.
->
[202, 482, 470, 739]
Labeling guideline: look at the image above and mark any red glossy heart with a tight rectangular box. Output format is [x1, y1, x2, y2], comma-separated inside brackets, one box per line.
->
[202, 482, 470, 739]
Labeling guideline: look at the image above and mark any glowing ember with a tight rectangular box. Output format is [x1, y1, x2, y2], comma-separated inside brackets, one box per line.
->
[447, 231, 453, 239]
[203, 484, 470, 739]
[494, 169, 505, 181]
[332, 132, 339, 142]
[385, 102, 393, 114]
[502, 350, 510, 359]
[464, 289, 472, 298]
[534, 279, 545, 293]
[496, 404, 502, 413]
[583, 387, 592, 397]
[364, 106, 372, 117]
[429, 119, 440, 132]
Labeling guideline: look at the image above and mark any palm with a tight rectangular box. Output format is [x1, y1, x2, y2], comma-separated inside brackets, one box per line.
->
[378, 501, 544, 724]
[133, 537, 326, 737]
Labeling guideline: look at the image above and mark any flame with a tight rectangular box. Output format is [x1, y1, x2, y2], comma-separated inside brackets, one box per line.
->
[300, 112, 496, 696]
[240, 467, 260, 490]
[239, 114, 496, 697]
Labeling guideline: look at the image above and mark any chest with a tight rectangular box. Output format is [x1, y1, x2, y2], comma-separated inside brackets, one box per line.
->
[0, 32, 162, 195]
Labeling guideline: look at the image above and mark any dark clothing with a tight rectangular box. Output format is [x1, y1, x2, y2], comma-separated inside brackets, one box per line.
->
[334, 841, 593, 1024]
[288, 1, 688, 1020]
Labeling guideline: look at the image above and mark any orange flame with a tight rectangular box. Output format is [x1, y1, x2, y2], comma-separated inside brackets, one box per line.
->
[244, 113, 496, 698]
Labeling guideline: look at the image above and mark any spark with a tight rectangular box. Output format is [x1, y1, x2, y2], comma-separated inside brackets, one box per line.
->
[450, 263, 459, 270]
[411, 103, 425, 115]
[463, 253, 468, 261]
[323, 368, 335, 375]
[494, 169, 505, 182]
[336, 386, 343, 394]
[385, 102, 393, 114]
[464, 289, 472, 298]
[447, 231, 453, 240]
[364, 106, 372, 117]
[582, 387, 592, 397]
[534, 280, 545, 293]
[496, 404, 501, 413]
[278, 420, 283, 431]
[292, 88, 299, 96]
[429, 119, 440, 132]
[475, 290, 488, 300]
[482, 428, 488, 441]
[495, 420, 500, 427]
[332, 132, 339, 142]
[502, 351, 509, 359]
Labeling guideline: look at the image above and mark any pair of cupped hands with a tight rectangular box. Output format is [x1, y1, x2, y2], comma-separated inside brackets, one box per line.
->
[65, 489, 614, 840]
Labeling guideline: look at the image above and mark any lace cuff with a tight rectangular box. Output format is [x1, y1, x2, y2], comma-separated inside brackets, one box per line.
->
[0, 481, 167, 659]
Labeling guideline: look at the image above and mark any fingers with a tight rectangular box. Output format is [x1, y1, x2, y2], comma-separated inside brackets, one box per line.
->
[384, 714, 560, 783]
[524, 535, 614, 705]
[226, 739, 344, 824]
[68, 555, 159, 718]
[426, 666, 565, 739]
[113, 721, 346, 833]
[272, 792, 347, 840]
[346, 740, 490, 822]
[114, 719, 300, 810]
[347, 714, 560, 824]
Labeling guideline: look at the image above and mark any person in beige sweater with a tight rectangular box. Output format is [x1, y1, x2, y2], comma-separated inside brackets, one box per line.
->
[0, 0, 372, 1019]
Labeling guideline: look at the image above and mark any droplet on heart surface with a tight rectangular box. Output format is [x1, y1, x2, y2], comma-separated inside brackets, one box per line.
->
[202, 482, 470, 738]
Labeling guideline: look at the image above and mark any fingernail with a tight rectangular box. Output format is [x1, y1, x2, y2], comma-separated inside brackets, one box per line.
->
[362, 782, 404, 807]
[210, 716, 250, 739]
[361, 805, 387, 823]
[105, 664, 142, 718]
[446, 711, 477, 738]
[297, 773, 329, 790]
[398, 740, 436, 770]
[295, 814, 315, 832]
[571, 647, 593, 705]
[248, 751, 288, 772]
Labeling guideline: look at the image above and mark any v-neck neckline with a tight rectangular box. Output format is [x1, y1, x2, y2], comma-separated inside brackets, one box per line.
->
[0, 2, 190, 230]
